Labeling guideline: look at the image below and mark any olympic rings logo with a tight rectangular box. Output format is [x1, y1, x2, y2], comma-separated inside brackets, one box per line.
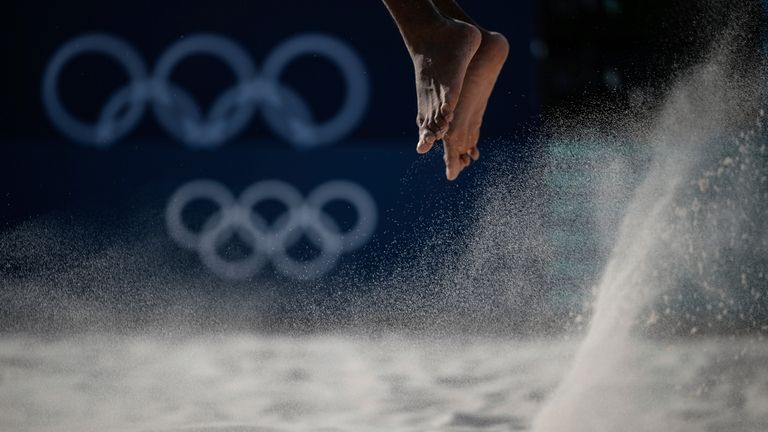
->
[43, 33, 369, 149]
[165, 179, 377, 280]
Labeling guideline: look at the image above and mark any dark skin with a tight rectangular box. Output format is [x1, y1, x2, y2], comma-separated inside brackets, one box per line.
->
[382, 0, 509, 180]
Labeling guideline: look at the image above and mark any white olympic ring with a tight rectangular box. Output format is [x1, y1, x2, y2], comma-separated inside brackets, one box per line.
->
[165, 179, 378, 280]
[43, 32, 369, 149]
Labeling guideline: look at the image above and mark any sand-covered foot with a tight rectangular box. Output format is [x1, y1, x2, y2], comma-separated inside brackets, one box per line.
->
[443, 31, 509, 180]
[407, 19, 481, 154]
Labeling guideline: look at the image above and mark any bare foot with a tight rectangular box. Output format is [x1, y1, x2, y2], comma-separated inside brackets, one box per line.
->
[442, 31, 509, 180]
[406, 19, 481, 154]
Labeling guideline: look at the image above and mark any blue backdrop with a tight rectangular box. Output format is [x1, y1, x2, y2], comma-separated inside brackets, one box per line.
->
[1, 1, 537, 287]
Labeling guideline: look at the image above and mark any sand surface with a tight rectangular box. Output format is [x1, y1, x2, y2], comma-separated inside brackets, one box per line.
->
[0, 334, 766, 432]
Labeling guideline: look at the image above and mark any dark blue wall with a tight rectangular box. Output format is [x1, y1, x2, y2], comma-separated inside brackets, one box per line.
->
[1, 1, 537, 286]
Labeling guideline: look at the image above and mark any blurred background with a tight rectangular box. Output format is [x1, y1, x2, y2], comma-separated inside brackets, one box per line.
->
[0, 0, 765, 334]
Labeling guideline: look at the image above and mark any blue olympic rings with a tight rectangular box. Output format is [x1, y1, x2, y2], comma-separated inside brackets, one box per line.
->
[43, 33, 369, 149]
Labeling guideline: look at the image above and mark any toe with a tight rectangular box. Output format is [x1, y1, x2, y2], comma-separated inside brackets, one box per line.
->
[416, 117, 438, 153]
[468, 146, 480, 161]
[444, 149, 464, 181]
[440, 103, 455, 123]
[434, 103, 454, 135]
[434, 114, 449, 137]
[426, 118, 446, 141]
[417, 129, 437, 154]
[417, 138, 435, 154]
[460, 153, 471, 167]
